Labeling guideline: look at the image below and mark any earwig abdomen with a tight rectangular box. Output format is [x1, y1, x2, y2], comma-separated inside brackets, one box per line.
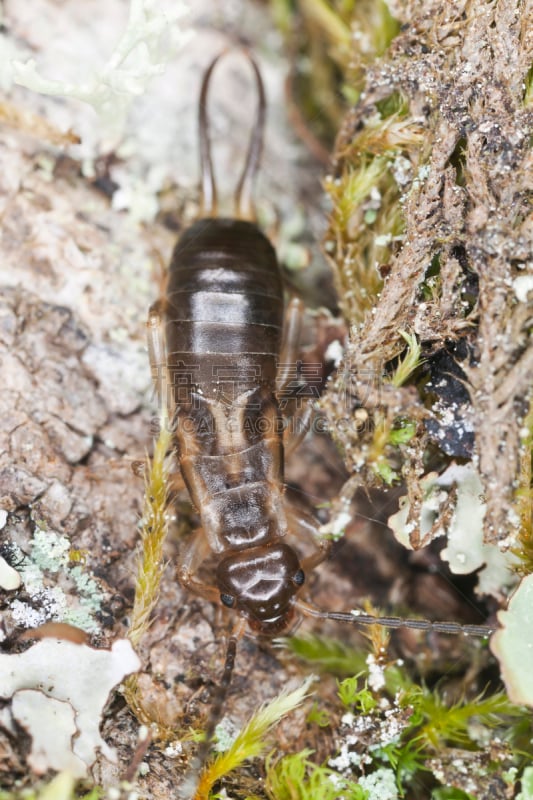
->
[166, 217, 284, 397]
[165, 216, 288, 556]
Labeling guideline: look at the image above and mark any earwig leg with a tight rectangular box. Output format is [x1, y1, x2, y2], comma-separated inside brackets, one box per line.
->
[167, 469, 185, 494]
[276, 296, 305, 392]
[147, 299, 174, 418]
[284, 401, 314, 457]
[301, 538, 332, 572]
[285, 503, 332, 571]
[178, 528, 220, 604]
[178, 621, 245, 800]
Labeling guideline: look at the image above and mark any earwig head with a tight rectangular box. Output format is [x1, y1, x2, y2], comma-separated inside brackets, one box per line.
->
[216, 542, 305, 635]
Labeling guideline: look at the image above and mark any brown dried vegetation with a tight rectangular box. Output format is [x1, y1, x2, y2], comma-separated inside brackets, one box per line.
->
[321, 0, 533, 543]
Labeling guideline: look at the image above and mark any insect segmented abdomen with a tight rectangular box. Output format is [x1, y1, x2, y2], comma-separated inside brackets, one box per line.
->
[165, 216, 287, 554]
[166, 217, 284, 399]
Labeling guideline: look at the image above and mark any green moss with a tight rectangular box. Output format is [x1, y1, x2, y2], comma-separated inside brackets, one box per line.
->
[375, 92, 408, 120]
[373, 458, 399, 486]
[351, 671, 528, 794]
[278, 629, 532, 800]
[306, 701, 331, 727]
[269, 0, 401, 141]
[123, 408, 173, 729]
[127, 409, 173, 649]
[194, 677, 314, 800]
[431, 790, 476, 800]
[282, 633, 369, 676]
[388, 420, 416, 446]
[265, 749, 368, 800]
[200, 623, 533, 796]
[338, 676, 377, 712]
[400, 685, 523, 750]
[387, 332, 423, 388]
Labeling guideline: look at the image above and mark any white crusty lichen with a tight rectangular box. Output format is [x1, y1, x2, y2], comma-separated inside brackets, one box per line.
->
[3, 0, 191, 142]
[0, 638, 140, 777]
[8, 530, 105, 633]
[0, 554, 21, 590]
[491, 575, 533, 708]
[388, 463, 517, 598]
[12, 690, 85, 776]
[513, 274, 533, 303]
[319, 507, 352, 541]
[358, 767, 398, 800]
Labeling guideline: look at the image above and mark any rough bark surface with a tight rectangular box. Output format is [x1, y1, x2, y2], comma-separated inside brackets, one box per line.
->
[324, 0, 532, 542]
[0, 0, 531, 797]
[0, 0, 333, 795]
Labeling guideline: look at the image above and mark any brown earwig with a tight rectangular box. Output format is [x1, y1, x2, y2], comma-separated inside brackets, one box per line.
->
[146, 50, 495, 793]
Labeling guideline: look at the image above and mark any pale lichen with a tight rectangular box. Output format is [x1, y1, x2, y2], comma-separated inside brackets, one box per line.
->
[6, 0, 192, 144]
[491, 575, 533, 708]
[0, 638, 140, 777]
[7, 532, 105, 634]
[0, 555, 21, 591]
[388, 462, 519, 597]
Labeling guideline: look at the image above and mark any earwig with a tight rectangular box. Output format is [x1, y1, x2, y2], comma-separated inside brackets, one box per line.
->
[146, 50, 494, 795]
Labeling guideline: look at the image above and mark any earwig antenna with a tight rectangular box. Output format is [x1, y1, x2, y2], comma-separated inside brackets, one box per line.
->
[198, 49, 266, 220]
[178, 622, 244, 799]
[295, 599, 495, 638]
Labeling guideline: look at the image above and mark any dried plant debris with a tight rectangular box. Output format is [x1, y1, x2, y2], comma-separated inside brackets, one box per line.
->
[0, 637, 140, 778]
[320, 0, 533, 565]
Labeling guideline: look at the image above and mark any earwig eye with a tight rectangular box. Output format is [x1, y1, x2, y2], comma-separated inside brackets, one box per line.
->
[293, 569, 305, 587]
[220, 593, 236, 608]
